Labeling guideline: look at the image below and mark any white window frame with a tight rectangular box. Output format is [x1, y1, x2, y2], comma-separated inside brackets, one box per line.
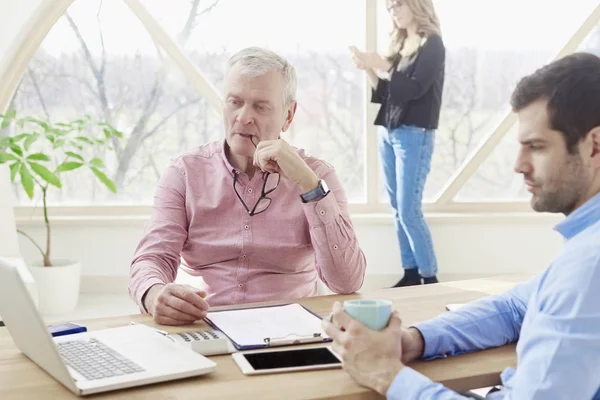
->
[3, 0, 600, 223]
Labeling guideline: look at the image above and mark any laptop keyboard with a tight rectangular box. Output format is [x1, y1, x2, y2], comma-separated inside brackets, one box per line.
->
[57, 338, 145, 381]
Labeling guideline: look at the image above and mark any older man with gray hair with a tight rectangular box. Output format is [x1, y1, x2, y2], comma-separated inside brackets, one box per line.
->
[128, 47, 367, 326]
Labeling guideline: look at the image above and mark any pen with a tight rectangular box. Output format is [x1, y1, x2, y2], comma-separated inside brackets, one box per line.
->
[264, 333, 325, 346]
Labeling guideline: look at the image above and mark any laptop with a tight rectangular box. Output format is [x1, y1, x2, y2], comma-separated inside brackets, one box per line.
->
[0, 258, 216, 395]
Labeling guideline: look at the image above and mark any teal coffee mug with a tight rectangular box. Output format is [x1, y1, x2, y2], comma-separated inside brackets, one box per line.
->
[343, 299, 393, 330]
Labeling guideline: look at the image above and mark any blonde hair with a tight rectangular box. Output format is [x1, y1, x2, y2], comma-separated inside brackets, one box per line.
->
[387, 0, 441, 63]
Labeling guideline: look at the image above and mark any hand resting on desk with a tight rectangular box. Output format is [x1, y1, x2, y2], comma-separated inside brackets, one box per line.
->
[144, 283, 209, 326]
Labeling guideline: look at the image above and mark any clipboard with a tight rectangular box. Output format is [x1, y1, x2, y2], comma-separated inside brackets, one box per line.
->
[204, 303, 331, 350]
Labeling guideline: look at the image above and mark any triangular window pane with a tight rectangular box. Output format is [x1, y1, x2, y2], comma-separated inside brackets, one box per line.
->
[10, 0, 221, 204]
[456, 20, 600, 201]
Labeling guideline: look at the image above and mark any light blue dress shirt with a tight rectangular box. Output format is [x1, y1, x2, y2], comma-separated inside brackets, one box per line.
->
[388, 192, 600, 400]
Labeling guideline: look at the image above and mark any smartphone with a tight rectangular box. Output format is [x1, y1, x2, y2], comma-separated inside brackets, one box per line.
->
[47, 322, 87, 337]
[232, 346, 342, 375]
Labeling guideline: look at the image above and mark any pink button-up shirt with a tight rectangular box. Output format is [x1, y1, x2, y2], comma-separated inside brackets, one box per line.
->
[129, 140, 366, 309]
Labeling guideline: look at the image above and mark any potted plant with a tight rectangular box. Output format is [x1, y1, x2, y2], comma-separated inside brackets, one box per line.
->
[0, 110, 122, 315]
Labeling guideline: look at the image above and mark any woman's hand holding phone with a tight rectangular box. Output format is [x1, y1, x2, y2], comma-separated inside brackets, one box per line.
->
[349, 46, 369, 70]
[349, 46, 390, 71]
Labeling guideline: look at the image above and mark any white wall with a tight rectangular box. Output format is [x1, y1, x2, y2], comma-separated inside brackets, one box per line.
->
[14, 213, 564, 294]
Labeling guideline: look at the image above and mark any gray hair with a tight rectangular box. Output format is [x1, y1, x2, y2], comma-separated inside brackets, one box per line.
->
[227, 47, 297, 106]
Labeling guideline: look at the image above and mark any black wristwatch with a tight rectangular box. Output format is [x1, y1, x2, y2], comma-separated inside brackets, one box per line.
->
[300, 179, 330, 203]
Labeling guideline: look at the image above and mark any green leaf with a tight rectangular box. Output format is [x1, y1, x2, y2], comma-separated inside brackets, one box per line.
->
[65, 151, 84, 161]
[99, 123, 123, 139]
[111, 128, 124, 139]
[27, 153, 50, 161]
[9, 162, 20, 182]
[29, 162, 62, 188]
[55, 122, 70, 128]
[19, 165, 34, 199]
[91, 166, 116, 193]
[36, 121, 49, 130]
[45, 133, 55, 143]
[0, 110, 15, 129]
[16, 118, 27, 129]
[89, 158, 104, 168]
[56, 161, 83, 173]
[9, 144, 23, 156]
[0, 152, 19, 163]
[16, 116, 36, 129]
[53, 139, 66, 149]
[23, 133, 39, 151]
[75, 136, 94, 144]
[0, 137, 10, 148]
[12, 133, 29, 143]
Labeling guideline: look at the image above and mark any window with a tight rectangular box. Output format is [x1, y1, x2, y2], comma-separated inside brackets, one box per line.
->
[5, 0, 599, 212]
[456, 19, 600, 201]
[139, 0, 367, 202]
[11, 0, 223, 204]
[377, 0, 599, 202]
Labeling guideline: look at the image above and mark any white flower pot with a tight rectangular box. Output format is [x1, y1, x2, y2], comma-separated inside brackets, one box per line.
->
[28, 259, 81, 316]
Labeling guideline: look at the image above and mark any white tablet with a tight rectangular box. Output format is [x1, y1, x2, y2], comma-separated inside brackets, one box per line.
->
[232, 346, 343, 375]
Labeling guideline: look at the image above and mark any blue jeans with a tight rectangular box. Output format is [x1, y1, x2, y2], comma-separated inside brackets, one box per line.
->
[379, 125, 438, 278]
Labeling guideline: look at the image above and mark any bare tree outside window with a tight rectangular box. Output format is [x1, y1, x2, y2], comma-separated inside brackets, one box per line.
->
[456, 20, 600, 201]
[11, 0, 224, 204]
[10, 0, 598, 206]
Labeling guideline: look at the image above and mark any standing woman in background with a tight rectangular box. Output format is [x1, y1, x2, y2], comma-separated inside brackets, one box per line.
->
[351, 0, 445, 286]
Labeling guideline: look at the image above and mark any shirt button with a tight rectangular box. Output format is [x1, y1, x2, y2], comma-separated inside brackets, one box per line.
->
[241, 255, 247, 259]
[244, 225, 250, 230]
[320, 210, 326, 216]
[333, 245, 339, 250]
[248, 188, 253, 193]
[238, 283, 243, 287]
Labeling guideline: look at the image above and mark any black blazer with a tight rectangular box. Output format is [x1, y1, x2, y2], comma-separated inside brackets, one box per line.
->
[371, 34, 445, 130]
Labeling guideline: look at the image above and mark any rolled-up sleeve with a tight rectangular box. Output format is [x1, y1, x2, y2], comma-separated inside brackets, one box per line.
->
[302, 168, 366, 294]
[128, 158, 189, 311]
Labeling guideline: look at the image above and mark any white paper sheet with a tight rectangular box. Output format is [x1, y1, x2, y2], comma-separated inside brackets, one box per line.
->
[206, 303, 328, 348]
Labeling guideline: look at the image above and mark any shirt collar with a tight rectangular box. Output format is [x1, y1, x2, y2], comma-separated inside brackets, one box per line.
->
[554, 191, 600, 240]
[219, 139, 237, 176]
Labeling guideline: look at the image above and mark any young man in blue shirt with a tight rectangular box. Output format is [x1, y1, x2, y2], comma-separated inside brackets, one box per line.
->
[323, 52, 600, 399]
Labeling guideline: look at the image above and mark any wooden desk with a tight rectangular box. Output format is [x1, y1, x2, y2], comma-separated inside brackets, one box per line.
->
[0, 276, 526, 399]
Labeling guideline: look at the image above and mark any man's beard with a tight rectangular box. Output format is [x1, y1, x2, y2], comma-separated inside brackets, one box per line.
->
[530, 155, 588, 215]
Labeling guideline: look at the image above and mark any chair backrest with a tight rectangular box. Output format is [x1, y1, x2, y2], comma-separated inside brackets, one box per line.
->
[0, 165, 37, 309]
